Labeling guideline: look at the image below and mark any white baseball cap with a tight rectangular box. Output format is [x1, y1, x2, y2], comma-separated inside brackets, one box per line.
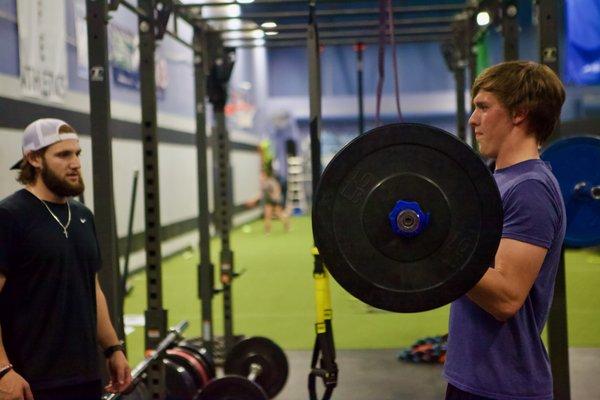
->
[10, 118, 79, 170]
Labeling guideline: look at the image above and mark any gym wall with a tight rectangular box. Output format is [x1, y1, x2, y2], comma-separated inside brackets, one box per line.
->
[0, 0, 262, 272]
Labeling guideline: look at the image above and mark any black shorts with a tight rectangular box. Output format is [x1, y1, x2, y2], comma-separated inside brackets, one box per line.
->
[265, 199, 281, 207]
[445, 383, 496, 400]
[33, 380, 103, 400]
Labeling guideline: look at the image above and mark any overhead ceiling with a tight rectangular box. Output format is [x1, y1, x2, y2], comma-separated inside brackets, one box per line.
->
[174, 0, 470, 48]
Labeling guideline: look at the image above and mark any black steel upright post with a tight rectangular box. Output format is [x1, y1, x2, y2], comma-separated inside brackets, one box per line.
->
[205, 31, 236, 354]
[452, 17, 468, 142]
[454, 65, 467, 142]
[538, 0, 560, 74]
[193, 26, 215, 358]
[466, 14, 477, 148]
[502, 0, 519, 61]
[355, 42, 365, 135]
[215, 107, 235, 354]
[308, 4, 339, 398]
[548, 249, 570, 400]
[538, 1, 569, 398]
[85, 0, 125, 340]
[467, 13, 477, 87]
[138, 0, 167, 398]
[308, 17, 322, 185]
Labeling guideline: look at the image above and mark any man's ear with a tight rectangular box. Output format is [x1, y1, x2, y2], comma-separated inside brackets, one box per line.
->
[512, 108, 527, 125]
[26, 152, 43, 169]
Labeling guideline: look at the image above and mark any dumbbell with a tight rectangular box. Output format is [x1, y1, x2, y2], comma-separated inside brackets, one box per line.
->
[198, 337, 288, 400]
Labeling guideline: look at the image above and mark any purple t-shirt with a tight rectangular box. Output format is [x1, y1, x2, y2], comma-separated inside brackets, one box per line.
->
[443, 159, 566, 400]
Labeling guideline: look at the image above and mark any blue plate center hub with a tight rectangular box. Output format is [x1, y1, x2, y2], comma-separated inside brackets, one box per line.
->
[388, 200, 430, 238]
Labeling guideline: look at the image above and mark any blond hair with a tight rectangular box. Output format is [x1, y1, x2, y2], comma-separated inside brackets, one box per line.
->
[472, 61, 565, 144]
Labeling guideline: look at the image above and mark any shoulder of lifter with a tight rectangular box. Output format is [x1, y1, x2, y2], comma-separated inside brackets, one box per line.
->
[501, 162, 556, 192]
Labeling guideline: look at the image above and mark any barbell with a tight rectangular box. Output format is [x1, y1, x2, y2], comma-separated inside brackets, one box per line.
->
[198, 336, 289, 400]
[313, 123, 600, 313]
[162, 342, 215, 399]
[104, 320, 190, 400]
[312, 123, 503, 313]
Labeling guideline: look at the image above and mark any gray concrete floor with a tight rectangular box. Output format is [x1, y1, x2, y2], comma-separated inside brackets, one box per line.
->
[274, 348, 600, 400]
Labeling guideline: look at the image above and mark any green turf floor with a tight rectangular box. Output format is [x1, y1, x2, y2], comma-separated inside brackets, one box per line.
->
[123, 215, 600, 364]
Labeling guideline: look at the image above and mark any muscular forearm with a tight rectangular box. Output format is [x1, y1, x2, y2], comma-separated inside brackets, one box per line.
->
[96, 279, 132, 393]
[96, 279, 121, 349]
[467, 267, 522, 322]
[467, 238, 547, 322]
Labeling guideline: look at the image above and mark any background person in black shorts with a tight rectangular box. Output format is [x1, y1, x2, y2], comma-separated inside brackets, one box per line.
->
[246, 161, 291, 234]
[0, 119, 131, 400]
[260, 163, 290, 234]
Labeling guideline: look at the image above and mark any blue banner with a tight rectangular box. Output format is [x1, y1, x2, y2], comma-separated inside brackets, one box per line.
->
[565, 0, 600, 85]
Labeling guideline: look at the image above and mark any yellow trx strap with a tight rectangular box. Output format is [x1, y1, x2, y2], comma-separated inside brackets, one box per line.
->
[309, 247, 337, 400]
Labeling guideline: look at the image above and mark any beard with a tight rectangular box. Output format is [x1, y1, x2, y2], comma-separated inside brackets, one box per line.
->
[41, 160, 85, 197]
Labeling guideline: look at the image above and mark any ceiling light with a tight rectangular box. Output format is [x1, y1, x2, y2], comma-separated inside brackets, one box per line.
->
[224, 38, 265, 47]
[476, 11, 491, 26]
[237, 0, 255, 3]
[251, 29, 265, 39]
[265, 31, 278, 36]
[202, 4, 241, 18]
[261, 21, 277, 29]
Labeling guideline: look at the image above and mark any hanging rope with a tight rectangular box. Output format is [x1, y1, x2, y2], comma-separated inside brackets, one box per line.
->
[376, 0, 403, 125]
[386, 0, 403, 121]
[375, 0, 386, 126]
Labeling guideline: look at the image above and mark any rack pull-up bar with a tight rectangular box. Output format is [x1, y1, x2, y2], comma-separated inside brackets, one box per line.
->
[176, 0, 413, 5]
[191, 4, 465, 21]
[265, 26, 452, 41]
[225, 34, 452, 49]
[212, 17, 454, 33]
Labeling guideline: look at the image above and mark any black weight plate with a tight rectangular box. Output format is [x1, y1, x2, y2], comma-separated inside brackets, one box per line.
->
[178, 340, 217, 379]
[197, 376, 268, 400]
[175, 346, 214, 387]
[224, 336, 288, 399]
[168, 348, 211, 389]
[163, 358, 199, 400]
[541, 136, 600, 248]
[313, 123, 503, 312]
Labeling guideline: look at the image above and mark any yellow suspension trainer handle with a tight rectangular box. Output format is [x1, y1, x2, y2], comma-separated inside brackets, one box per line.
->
[312, 247, 333, 331]
[309, 247, 337, 400]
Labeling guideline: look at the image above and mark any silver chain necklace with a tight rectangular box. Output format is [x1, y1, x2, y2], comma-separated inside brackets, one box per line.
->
[38, 198, 71, 238]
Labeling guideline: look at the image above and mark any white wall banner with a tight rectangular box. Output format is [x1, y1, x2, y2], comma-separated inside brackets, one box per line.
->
[17, 0, 68, 102]
[74, 2, 89, 80]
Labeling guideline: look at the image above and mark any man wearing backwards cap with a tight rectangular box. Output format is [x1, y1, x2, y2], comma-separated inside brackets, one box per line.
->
[0, 119, 131, 400]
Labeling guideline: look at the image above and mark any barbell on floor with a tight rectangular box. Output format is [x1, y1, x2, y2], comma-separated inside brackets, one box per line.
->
[198, 336, 289, 400]
[162, 342, 215, 400]
[104, 320, 190, 400]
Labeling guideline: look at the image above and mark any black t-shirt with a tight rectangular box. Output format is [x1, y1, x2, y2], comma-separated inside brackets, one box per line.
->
[0, 189, 101, 390]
